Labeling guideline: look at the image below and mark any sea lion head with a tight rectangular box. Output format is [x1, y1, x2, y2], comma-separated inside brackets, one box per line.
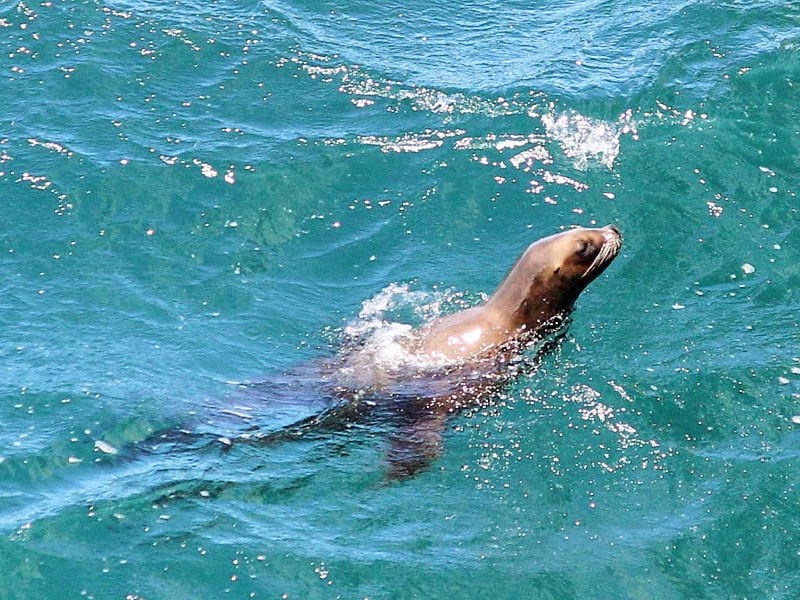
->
[489, 225, 622, 333]
[546, 224, 622, 288]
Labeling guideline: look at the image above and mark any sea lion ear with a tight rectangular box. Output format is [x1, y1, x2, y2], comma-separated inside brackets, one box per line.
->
[553, 267, 560, 275]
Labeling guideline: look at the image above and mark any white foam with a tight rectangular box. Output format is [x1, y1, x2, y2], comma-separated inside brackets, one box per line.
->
[338, 284, 464, 384]
[541, 109, 636, 170]
[509, 146, 552, 170]
[94, 440, 119, 455]
[344, 282, 436, 338]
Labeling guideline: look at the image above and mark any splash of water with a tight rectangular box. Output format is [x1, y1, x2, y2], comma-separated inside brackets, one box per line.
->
[540, 109, 638, 170]
[338, 284, 468, 384]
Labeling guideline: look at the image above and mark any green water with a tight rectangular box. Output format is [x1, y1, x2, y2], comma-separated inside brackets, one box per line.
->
[2, 0, 800, 598]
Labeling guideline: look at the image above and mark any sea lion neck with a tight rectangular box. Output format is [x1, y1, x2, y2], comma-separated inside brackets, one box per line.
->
[484, 239, 573, 334]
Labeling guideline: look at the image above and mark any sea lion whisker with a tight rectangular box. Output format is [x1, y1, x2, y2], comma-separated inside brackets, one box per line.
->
[582, 242, 611, 278]
[585, 238, 620, 278]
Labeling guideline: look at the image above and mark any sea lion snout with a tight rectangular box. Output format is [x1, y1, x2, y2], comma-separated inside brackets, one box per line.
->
[603, 224, 621, 241]
[577, 225, 622, 281]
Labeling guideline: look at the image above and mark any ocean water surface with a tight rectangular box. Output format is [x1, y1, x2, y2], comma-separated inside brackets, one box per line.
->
[2, 0, 800, 598]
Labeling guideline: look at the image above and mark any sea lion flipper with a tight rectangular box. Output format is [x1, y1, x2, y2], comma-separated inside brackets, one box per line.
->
[384, 409, 449, 481]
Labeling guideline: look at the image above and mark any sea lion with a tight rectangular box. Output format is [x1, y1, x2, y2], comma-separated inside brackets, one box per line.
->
[275, 224, 622, 478]
[140, 225, 622, 480]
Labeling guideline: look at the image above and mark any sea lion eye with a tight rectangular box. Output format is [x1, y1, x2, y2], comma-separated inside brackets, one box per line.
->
[577, 241, 593, 257]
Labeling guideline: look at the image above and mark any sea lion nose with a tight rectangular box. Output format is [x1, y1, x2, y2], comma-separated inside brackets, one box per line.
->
[607, 224, 621, 238]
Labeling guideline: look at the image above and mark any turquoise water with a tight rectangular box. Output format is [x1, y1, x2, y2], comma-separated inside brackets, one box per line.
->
[2, 0, 800, 597]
